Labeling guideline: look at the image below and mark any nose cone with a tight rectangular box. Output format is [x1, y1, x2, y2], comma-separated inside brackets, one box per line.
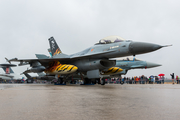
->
[146, 62, 162, 68]
[129, 42, 162, 55]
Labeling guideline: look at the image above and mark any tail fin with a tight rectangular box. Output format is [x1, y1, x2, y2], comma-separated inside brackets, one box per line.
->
[2, 67, 14, 74]
[0, 64, 16, 74]
[48, 37, 62, 56]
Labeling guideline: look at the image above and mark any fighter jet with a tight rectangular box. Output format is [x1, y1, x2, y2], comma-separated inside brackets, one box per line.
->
[102, 57, 161, 78]
[8, 36, 168, 85]
[0, 63, 25, 82]
[25, 57, 161, 84]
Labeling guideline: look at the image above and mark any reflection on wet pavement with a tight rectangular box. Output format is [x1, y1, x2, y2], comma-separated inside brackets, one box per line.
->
[0, 84, 180, 120]
[0, 84, 23, 90]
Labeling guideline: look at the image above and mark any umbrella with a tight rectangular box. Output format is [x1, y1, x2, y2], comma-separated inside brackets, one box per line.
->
[158, 74, 165, 76]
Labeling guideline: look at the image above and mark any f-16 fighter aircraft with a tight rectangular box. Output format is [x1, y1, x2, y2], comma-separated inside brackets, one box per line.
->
[103, 57, 161, 78]
[8, 36, 169, 85]
[45, 49, 161, 84]
[23, 57, 161, 85]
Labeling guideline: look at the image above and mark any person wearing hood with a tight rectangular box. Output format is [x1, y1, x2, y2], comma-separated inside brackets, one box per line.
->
[170, 73, 175, 84]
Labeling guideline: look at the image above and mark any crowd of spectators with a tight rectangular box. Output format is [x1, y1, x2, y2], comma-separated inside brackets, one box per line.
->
[109, 75, 179, 84]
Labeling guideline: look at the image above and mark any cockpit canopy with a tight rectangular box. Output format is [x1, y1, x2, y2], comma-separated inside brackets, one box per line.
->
[96, 36, 125, 45]
[116, 57, 141, 61]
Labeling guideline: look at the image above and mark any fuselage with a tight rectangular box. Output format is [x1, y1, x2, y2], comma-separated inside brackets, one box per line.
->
[53, 39, 162, 73]
[54, 41, 132, 59]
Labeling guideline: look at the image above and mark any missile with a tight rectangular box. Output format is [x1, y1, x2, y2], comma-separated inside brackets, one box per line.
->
[24, 66, 46, 73]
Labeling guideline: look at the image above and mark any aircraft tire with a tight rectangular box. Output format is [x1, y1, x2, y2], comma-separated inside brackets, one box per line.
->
[92, 79, 96, 84]
[84, 78, 87, 84]
[98, 79, 101, 84]
[101, 79, 105, 85]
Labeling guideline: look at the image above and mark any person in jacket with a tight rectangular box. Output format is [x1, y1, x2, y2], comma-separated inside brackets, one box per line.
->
[170, 73, 175, 84]
[176, 75, 179, 84]
[162, 76, 165, 84]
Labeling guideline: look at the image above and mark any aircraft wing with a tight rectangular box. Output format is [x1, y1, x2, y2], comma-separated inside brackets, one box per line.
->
[8, 58, 71, 67]
[8, 49, 117, 66]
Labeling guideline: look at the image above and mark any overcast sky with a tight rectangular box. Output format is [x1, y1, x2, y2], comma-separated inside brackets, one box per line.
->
[0, 0, 179, 78]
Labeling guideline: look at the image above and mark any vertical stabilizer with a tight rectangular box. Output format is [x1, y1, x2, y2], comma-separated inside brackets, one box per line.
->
[48, 37, 62, 56]
[0, 64, 16, 74]
[2, 67, 14, 74]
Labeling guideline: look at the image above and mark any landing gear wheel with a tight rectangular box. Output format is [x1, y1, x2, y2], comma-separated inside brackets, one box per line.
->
[101, 79, 105, 85]
[58, 77, 63, 84]
[84, 78, 88, 85]
[120, 81, 124, 85]
[60, 80, 63, 84]
[91, 79, 96, 84]
[98, 79, 101, 84]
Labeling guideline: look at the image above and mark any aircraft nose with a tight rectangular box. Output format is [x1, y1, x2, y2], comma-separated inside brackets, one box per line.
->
[146, 62, 162, 68]
[129, 42, 162, 55]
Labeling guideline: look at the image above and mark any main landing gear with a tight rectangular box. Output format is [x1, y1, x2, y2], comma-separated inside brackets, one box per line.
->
[82, 78, 105, 85]
[55, 77, 66, 85]
[100, 78, 105, 85]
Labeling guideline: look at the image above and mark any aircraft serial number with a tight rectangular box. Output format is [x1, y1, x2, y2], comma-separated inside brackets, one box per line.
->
[110, 46, 119, 49]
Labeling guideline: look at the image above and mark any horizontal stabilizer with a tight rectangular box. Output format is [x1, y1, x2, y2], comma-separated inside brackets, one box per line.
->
[35, 54, 49, 59]
[22, 72, 33, 79]
[0, 74, 14, 78]
[0, 64, 16, 67]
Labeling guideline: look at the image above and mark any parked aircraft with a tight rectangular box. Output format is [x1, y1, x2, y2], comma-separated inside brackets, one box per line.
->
[46, 49, 161, 83]
[8, 36, 169, 85]
[104, 57, 161, 78]
[0, 63, 25, 81]
[23, 57, 161, 84]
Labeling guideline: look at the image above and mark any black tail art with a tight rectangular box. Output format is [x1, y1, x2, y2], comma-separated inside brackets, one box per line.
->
[48, 37, 62, 56]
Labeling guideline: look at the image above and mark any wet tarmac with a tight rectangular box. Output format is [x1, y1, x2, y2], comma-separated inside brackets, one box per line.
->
[0, 84, 180, 120]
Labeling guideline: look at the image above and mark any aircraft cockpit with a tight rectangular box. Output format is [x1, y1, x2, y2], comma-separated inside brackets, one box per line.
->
[95, 36, 131, 45]
[122, 57, 141, 61]
[116, 57, 141, 61]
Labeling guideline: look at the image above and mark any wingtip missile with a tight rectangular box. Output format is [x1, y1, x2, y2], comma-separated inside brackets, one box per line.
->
[5, 57, 18, 64]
